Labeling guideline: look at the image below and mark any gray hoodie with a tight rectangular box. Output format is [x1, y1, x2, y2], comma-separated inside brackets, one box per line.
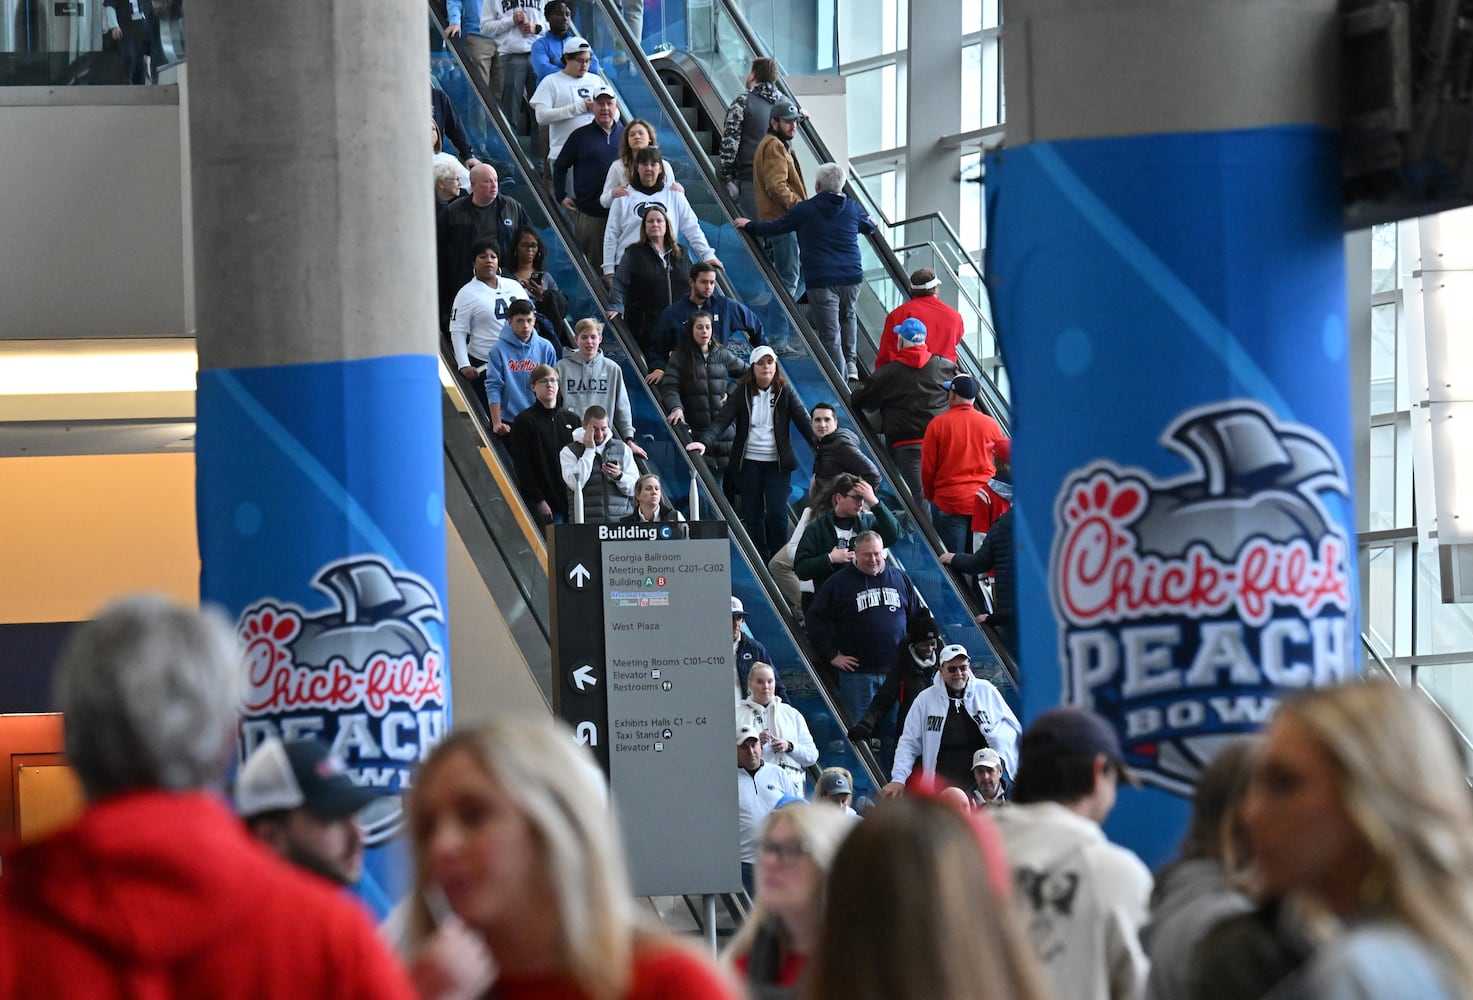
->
[556, 348, 634, 441]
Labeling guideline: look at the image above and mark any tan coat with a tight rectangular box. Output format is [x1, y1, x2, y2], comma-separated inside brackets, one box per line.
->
[753, 134, 806, 220]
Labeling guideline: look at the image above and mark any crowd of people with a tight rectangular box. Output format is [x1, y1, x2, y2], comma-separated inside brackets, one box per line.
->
[432, 40, 1024, 763]
[10, 598, 1470, 1000]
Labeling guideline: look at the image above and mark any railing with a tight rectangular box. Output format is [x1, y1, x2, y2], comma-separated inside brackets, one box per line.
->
[429, 5, 897, 796]
[687, 0, 1007, 408]
[1361, 631, 1473, 777]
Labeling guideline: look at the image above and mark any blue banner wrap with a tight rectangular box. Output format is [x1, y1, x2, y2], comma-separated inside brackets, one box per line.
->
[197, 353, 450, 917]
[985, 126, 1359, 866]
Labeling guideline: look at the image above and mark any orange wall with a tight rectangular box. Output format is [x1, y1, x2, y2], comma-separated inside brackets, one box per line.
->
[0, 454, 198, 624]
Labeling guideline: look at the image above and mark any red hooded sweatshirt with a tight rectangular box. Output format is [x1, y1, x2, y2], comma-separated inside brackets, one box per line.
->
[0, 790, 415, 1000]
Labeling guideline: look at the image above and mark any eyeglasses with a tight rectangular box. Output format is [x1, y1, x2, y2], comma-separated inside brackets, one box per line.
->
[844, 493, 866, 502]
[536, 377, 560, 385]
[759, 839, 810, 862]
[944, 663, 971, 673]
[569, 54, 592, 64]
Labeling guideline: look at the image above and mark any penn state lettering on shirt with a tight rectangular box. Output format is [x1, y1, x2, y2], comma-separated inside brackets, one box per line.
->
[855, 587, 904, 612]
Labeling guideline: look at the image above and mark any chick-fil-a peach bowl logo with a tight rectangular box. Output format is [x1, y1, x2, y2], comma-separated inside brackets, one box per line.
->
[1051, 401, 1354, 795]
[236, 555, 447, 843]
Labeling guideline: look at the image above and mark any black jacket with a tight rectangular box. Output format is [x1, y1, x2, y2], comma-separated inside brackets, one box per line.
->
[811, 428, 880, 499]
[699, 382, 816, 475]
[736, 633, 788, 702]
[849, 348, 956, 445]
[437, 194, 531, 315]
[508, 404, 581, 519]
[851, 640, 940, 738]
[950, 508, 1016, 654]
[611, 242, 687, 359]
[661, 344, 746, 470]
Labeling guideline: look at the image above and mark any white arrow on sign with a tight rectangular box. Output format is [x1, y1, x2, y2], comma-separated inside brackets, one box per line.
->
[572, 664, 598, 691]
[568, 563, 592, 588]
[575, 721, 598, 746]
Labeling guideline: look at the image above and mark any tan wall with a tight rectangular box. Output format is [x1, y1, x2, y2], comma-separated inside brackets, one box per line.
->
[0, 453, 199, 624]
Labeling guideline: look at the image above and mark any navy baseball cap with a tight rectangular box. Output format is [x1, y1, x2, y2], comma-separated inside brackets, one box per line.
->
[1020, 708, 1141, 787]
[235, 737, 379, 819]
[944, 373, 978, 400]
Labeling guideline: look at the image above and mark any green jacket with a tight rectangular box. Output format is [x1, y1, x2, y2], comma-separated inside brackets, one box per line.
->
[794, 504, 903, 587]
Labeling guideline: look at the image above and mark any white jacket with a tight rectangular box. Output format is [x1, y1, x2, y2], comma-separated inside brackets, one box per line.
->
[736, 696, 818, 796]
[890, 671, 1021, 784]
[995, 802, 1153, 1000]
[602, 183, 714, 275]
[737, 762, 788, 863]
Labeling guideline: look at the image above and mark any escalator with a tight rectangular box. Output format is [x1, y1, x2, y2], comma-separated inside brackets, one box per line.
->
[573, 0, 1020, 691]
[645, 0, 1013, 422]
[427, 7, 898, 811]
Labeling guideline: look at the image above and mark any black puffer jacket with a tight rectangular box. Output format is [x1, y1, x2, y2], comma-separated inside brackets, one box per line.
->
[611, 241, 686, 360]
[661, 344, 746, 472]
[811, 427, 880, 499]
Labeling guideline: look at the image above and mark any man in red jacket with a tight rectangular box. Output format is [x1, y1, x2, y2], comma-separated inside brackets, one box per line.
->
[921, 373, 1006, 555]
[0, 596, 416, 1000]
[873, 267, 966, 368]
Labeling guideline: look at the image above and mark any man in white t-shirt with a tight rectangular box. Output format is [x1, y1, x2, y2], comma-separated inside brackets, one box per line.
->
[994, 707, 1154, 1000]
[449, 240, 531, 408]
[529, 36, 610, 163]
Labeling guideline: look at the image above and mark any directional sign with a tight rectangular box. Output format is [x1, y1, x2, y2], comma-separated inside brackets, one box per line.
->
[550, 522, 737, 896]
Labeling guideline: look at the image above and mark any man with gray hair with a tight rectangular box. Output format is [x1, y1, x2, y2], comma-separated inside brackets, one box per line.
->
[736, 162, 877, 380]
[0, 595, 414, 999]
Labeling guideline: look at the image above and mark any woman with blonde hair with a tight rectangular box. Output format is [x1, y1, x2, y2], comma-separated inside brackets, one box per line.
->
[407, 719, 737, 1000]
[724, 802, 852, 999]
[804, 796, 1046, 1000]
[1242, 682, 1473, 999]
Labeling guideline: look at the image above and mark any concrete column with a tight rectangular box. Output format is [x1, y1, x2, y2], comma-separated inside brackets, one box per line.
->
[903, 0, 963, 247]
[988, 0, 1355, 865]
[188, 0, 447, 918]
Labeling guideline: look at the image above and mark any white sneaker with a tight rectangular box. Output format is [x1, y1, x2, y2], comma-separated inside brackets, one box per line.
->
[845, 359, 858, 381]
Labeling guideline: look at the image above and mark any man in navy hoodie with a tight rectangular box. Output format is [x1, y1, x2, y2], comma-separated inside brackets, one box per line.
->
[806, 530, 918, 729]
[647, 262, 765, 379]
[736, 161, 877, 381]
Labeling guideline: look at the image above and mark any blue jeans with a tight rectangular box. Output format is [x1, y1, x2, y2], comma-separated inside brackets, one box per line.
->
[835, 671, 886, 729]
[499, 52, 532, 133]
[735, 459, 791, 563]
[767, 232, 802, 301]
[807, 283, 859, 371]
[931, 504, 972, 555]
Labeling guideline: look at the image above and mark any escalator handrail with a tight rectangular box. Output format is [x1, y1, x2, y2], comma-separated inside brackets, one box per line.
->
[591, 2, 1019, 688]
[646, 45, 1010, 428]
[705, 0, 1000, 351]
[430, 4, 894, 789]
